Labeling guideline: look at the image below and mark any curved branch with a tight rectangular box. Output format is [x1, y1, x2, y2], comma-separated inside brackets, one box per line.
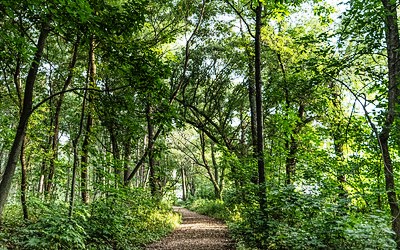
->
[224, 0, 255, 38]
[170, 0, 207, 102]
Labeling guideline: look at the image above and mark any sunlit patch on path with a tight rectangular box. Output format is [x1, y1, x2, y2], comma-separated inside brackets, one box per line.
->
[146, 206, 235, 250]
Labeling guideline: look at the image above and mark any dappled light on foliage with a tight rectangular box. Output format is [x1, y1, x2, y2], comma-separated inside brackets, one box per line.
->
[0, 0, 400, 249]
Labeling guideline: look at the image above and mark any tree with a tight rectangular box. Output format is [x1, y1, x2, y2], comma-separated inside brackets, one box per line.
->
[0, 19, 50, 219]
[379, 0, 400, 245]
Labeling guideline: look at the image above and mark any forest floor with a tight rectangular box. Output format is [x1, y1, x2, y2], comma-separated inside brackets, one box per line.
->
[145, 206, 235, 250]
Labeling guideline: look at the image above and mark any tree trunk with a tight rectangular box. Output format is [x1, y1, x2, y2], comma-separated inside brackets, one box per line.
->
[80, 36, 96, 204]
[108, 125, 121, 186]
[285, 135, 297, 185]
[181, 167, 187, 201]
[123, 139, 131, 184]
[69, 145, 79, 217]
[146, 103, 157, 196]
[20, 137, 28, 220]
[247, 51, 257, 157]
[0, 22, 50, 219]
[0, 145, 5, 175]
[69, 83, 89, 217]
[13, 47, 28, 219]
[380, 0, 400, 247]
[211, 141, 224, 199]
[43, 80, 54, 196]
[200, 132, 221, 199]
[47, 37, 80, 194]
[254, 1, 266, 212]
[81, 113, 92, 204]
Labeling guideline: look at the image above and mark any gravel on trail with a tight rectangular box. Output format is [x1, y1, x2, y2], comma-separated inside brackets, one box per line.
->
[145, 206, 235, 250]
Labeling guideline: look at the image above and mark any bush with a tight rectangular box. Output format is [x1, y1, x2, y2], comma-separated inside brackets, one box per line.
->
[228, 186, 396, 250]
[187, 187, 396, 250]
[188, 198, 229, 220]
[86, 194, 179, 249]
[20, 213, 87, 249]
[1, 189, 180, 250]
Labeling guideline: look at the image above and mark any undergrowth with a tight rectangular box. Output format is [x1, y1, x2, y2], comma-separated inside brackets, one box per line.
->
[185, 189, 396, 250]
[0, 188, 180, 250]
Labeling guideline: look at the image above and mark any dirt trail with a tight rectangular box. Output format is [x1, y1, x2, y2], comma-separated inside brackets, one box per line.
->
[146, 206, 235, 250]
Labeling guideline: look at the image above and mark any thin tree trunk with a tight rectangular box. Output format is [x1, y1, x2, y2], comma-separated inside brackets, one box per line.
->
[380, 0, 400, 247]
[181, 167, 187, 201]
[80, 36, 96, 204]
[123, 139, 131, 184]
[65, 156, 70, 203]
[47, 36, 80, 194]
[285, 135, 297, 185]
[108, 125, 121, 186]
[211, 142, 219, 187]
[81, 114, 92, 204]
[0, 22, 50, 219]
[69, 85, 89, 217]
[200, 132, 221, 199]
[20, 137, 28, 220]
[246, 43, 258, 187]
[43, 77, 54, 196]
[14, 50, 28, 219]
[14, 57, 22, 109]
[211, 141, 224, 199]
[146, 103, 157, 196]
[254, 1, 266, 212]
[0, 145, 5, 175]
[69, 145, 79, 217]
[247, 52, 257, 157]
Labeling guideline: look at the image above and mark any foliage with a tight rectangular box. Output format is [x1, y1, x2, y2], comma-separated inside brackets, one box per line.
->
[187, 191, 395, 249]
[0, 189, 179, 250]
[0, 0, 400, 249]
[229, 188, 395, 249]
[85, 188, 180, 249]
[187, 198, 229, 221]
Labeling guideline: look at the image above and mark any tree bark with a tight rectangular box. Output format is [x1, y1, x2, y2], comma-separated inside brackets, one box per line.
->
[146, 103, 157, 196]
[254, 1, 266, 212]
[69, 82, 89, 217]
[13, 48, 28, 219]
[211, 141, 224, 199]
[285, 135, 297, 185]
[108, 125, 121, 186]
[81, 113, 92, 204]
[20, 137, 28, 220]
[123, 139, 131, 184]
[200, 132, 221, 199]
[247, 51, 257, 157]
[181, 167, 187, 201]
[380, 0, 400, 247]
[0, 22, 50, 219]
[80, 36, 96, 204]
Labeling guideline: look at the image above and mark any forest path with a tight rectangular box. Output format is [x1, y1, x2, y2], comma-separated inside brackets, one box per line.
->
[145, 206, 235, 250]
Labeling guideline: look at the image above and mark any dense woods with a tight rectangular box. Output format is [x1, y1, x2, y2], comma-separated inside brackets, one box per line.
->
[1, 0, 400, 249]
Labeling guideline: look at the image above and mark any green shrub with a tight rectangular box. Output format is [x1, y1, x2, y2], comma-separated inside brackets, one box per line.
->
[20, 213, 87, 249]
[188, 198, 229, 220]
[85, 188, 179, 249]
[1, 188, 179, 250]
[228, 187, 396, 250]
[14, 201, 88, 249]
